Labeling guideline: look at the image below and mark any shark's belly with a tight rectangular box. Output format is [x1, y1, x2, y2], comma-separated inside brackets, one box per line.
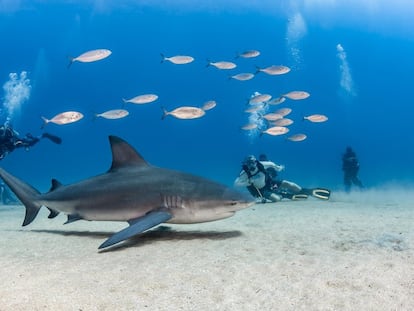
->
[40, 192, 162, 222]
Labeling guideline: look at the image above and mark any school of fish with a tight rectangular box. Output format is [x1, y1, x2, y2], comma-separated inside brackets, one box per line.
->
[46, 48, 328, 143]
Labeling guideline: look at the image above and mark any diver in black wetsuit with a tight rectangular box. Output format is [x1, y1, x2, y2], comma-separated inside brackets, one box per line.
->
[0, 121, 62, 160]
[342, 146, 363, 192]
[234, 154, 331, 202]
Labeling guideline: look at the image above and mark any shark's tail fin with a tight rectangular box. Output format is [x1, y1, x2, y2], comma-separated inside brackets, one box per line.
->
[0, 168, 42, 226]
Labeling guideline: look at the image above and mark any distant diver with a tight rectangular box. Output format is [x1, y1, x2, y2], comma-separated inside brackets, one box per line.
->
[0, 121, 62, 160]
[342, 146, 363, 192]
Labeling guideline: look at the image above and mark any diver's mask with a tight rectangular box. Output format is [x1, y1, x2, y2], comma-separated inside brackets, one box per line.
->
[243, 155, 258, 172]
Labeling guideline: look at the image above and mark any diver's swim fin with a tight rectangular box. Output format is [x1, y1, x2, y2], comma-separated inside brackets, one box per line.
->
[291, 193, 309, 200]
[42, 133, 62, 144]
[312, 188, 331, 200]
[279, 191, 308, 200]
[301, 188, 331, 200]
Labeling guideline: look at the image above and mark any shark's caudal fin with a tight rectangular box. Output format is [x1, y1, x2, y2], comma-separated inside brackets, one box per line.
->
[0, 168, 42, 226]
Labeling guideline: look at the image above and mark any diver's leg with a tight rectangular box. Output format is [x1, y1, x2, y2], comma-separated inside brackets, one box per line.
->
[344, 173, 352, 192]
[279, 180, 302, 193]
[262, 189, 282, 202]
[352, 176, 364, 188]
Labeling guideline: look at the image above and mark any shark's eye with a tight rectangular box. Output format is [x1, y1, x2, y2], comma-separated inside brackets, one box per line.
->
[230, 201, 238, 206]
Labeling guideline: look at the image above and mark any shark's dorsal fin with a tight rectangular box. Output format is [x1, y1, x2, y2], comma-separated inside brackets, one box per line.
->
[49, 179, 63, 192]
[108, 136, 150, 171]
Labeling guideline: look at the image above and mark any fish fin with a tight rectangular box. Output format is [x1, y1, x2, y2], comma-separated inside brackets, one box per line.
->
[67, 56, 75, 69]
[64, 214, 83, 224]
[40, 116, 49, 129]
[160, 53, 165, 63]
[254, 66, 261, 75]
[108, 135, 150, 171]
[161, 107, 168, 120]
[0, 168, 41, 226]
[49, 179, 63, 192]
[99, 211, 172, 249]
[47, 208, 60, 219]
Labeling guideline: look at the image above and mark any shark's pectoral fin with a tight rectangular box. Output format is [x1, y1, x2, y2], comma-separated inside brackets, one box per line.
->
[99, 211, 172, 249]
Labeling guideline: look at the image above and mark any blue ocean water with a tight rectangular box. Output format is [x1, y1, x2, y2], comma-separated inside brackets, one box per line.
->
[0, 1, 413, 192]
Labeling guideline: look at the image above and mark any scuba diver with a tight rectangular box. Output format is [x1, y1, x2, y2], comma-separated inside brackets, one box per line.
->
[342, 146, 363, 192]
[0, 121, 62, 160]
[234, 154, 331, 203]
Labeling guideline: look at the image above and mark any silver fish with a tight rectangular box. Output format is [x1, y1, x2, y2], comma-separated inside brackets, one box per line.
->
[256, 65, 290, 75]
[162, 106, 206, 120]
[275, 108, 292, 117]
[261, 126, 289, 136]
[202, 100, 217, 111]
[287, 133, 307, 142]
[272, 118, 294, 127]
[95, 109, 129, 120]
[303, 114, 328, 123]
[249, 93, 272, 104]
[207, 61, 237, 70]
[41, 111, 83, 128]
[230, 73, 255, 81]
[236, 50, 260, 58]
[267, 96, 286, 105]
[68, 49, 112, 67]
[283, 91, 310, 100]
[123, 94, 158, 105]
[262, 113, 283, 121]
[161, 54, 194, 64]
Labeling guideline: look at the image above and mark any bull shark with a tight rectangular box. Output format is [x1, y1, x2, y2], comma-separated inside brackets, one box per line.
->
[0, 136, 254, 249]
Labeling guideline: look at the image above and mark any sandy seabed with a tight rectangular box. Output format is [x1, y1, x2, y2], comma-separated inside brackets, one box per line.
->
[0, 190, 413, 311]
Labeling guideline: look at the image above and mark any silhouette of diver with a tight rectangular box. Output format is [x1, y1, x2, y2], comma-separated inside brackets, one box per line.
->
[0, 121, 62, 160]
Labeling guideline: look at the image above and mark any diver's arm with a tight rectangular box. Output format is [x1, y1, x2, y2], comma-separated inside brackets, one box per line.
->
[234, 171, 250, 187]
[260, 160, 285, 172]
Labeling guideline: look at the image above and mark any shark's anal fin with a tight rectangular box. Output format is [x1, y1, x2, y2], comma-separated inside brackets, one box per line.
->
[99, 211, 172, 249]
[47, 208, 60, 219]
[64, 214, 83, 224]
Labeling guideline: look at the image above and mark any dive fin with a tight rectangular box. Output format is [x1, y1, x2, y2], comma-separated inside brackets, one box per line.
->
[291, 194, 309, 200]
[311, 188, 331, 200]
[42, 133, 62, 145]
[99, 211, 172, 249]
[301, 188, 331, 200]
